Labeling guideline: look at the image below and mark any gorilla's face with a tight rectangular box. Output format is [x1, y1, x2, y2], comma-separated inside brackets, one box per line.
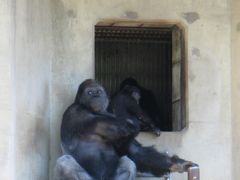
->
[131, 91, 141, 104]
[76, 79, 109, 112]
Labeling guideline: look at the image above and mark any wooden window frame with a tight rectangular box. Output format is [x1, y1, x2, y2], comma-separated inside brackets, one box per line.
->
[95, 21, 187, 131]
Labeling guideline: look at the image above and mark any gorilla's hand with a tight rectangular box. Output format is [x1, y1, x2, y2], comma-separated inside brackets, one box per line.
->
[139, 117, 161, 136]
[125, 118, 140, 136]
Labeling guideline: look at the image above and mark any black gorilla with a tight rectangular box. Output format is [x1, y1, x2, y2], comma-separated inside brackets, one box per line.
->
[58, 79, 138, 180]
[55, 79, 195, 180]
[120, 77, 160, 128]
[109, 85, 161, 136]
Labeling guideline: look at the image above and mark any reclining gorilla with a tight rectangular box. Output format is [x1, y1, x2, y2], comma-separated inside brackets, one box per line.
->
[55, 79, 195, 180]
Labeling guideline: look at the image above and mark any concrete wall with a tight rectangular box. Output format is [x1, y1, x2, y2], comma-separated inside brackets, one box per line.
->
[231, 0, 240, 179]
[0, 0, 236, 180]
[0, 0, 16, 179]
[0, 0, 53, 178]
[14, 0, 53, 179]
[49, 0, 232, 180]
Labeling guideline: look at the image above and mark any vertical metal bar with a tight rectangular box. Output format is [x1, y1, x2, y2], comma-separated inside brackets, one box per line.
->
[180, 29, 187, 130]
[158, 39, 162, 126]
[139, 41, 143, 84]
[95, 27, 176, 131]
[162, 42, 167, 130]
[188, 166, 200, 180]
[168, 37, 173, 130]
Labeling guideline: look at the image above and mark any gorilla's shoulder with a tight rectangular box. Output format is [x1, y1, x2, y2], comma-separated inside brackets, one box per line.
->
[63, 103, 92, 120]
[63, 103, 84, 117]
[64, 103, 80, 112]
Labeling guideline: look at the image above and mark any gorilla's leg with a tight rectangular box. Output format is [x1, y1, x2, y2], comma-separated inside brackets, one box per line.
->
[114, 156, 136, 180]
[128, 141, 194, 177]
[54, 155, 93, 180]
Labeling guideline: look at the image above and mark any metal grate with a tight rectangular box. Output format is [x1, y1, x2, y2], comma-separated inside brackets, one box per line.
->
[95, 26, 173, 130]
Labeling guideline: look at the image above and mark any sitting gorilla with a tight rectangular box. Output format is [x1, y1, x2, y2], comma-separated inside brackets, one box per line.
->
[54, 79, 195, 180]
[109, 85, 161, 136]
[55, 79, 138, 180]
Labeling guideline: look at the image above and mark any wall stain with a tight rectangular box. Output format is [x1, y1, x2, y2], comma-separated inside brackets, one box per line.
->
[67, 10, 77, 18]
[192, 48, 201, 57]
[182, 12, 200, 24]
[189, 71, 196, 82]
[237, 22, 240, 32]
[124, 11, 138, 19]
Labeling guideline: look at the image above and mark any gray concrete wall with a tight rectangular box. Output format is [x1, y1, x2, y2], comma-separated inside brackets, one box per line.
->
[49, 1, 232, 180]
[231, 0, 240, 179]
[0, 0, 53, 178]
[0, 0, 236, 180]
[0, 0, 16, 179]
[14, 0, 53, 179]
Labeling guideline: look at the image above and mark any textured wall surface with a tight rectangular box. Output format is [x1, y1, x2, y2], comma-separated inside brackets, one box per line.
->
[0, 3, 53, 179]
[231, 0, 240, 179]
[49, 0, 232, 180]
[0, 0, 15, 179]
[0, 0, 236, 180]
[14, 0, 53, 179]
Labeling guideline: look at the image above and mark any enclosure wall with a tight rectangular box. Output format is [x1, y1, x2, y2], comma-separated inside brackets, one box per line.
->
[50, 1, 232, 180]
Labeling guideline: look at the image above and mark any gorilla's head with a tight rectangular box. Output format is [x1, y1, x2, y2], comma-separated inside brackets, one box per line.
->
[120, 77, 140, 90]
[75, 79, 109, 112]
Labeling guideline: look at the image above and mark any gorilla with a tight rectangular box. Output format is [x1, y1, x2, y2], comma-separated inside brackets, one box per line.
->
[109, 85, 161, 136]
[120, 77, 161, 128]
[56, 79, 138, 180]
[54, 79, 196, 180]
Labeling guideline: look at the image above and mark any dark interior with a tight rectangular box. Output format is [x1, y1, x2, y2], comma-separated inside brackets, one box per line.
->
[95, 25, 174, 131]
[94, 22, 187, 131]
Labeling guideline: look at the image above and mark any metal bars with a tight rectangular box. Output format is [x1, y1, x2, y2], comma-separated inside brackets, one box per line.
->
[95, 25, 186, 131]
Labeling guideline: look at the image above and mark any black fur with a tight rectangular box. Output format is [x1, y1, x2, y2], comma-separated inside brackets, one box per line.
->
[120, 78, 160, 128]
[109, 85, 161, 136]
[128, 140, 172, 176]
[61, 79, 138, 180]
[61, 79, 195, 179]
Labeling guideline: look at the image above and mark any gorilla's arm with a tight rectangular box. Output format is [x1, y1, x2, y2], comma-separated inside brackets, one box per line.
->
[61, 104, 138, 144]
[122, 96, 143, 118]
[93, 116, 139, 142]
[127, 140, 194, 177]
[125, 97, 161, 135]
[124, 96, 151, 123]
